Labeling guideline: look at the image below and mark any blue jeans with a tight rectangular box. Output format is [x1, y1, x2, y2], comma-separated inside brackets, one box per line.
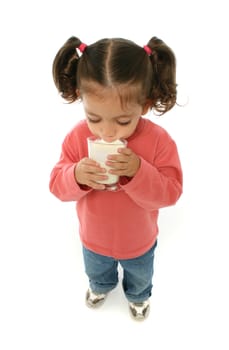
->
[82, 241, 157, 303]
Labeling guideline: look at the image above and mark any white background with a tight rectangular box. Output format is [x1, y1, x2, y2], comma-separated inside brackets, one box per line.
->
[0, 1, 228, 349]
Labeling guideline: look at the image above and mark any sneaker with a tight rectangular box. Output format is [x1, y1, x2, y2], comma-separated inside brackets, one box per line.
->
[85, 288, 107, 308]
[129, 300, 150, 320]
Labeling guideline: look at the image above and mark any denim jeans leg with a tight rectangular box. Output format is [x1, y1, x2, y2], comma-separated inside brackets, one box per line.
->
[120, 241, 157, 303]
[82, 246, 119, 294]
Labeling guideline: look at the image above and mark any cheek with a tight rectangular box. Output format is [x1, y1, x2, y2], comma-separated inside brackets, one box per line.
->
[124, 120, 140, 137]
[119, 124, 137, 139]
[86, 121, 98, 136]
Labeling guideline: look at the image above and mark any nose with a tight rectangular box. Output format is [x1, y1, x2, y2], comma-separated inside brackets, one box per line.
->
[101, 122, 116, 142]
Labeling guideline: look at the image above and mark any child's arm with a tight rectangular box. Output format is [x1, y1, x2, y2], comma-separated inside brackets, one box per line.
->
[108, 141, 182, 210]
[49, 130, 105, 201]
[49, 152, 91, 202]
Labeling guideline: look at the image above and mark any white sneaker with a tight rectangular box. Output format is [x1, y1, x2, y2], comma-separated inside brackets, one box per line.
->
[85, 288, 107, 308]
[129, 299, 150, 320]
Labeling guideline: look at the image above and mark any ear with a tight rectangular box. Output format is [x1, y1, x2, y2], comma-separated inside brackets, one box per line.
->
[75, 89, 83, 102]
[141, 101, 151, 115]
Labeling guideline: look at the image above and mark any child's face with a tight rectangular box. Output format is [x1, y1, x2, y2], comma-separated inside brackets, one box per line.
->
[81, 85, 148, 142]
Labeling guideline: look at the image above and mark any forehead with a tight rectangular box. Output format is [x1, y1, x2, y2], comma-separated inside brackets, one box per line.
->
[80, 82, 143, 112]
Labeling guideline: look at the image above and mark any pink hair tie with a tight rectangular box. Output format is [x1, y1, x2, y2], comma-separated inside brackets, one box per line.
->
[143, 45, 153, 56]
[78, 43, 87, 53]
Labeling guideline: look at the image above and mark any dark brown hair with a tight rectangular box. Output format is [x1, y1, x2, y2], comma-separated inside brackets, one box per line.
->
[52, 36, 177, 114]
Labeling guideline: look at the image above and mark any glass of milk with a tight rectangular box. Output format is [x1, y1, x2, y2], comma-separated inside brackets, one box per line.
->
[87, 137, 127, 191]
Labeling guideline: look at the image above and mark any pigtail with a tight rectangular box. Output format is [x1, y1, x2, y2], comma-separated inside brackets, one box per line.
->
[52, 36, 83, 102]
[147, 37, 177, 114]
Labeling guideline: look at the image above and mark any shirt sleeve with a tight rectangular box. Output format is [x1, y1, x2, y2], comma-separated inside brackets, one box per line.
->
[120, 139, 183, 211]
[49, 133, 92, 202]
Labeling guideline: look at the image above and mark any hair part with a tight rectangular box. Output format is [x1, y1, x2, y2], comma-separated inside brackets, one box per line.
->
[52, 36, 177, 115]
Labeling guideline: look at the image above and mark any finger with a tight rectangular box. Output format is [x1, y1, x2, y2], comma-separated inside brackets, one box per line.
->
[81, 157, 101, 167]
[80, 160, 107, 173]
[108, 164, 128, 173]
[86, 165, 107, 174]
[89, 181, 106, 191]
[118, 147, 132, 155]
[93, 173, 109, 182]
[106, 161, 127, 170]
[107, 154, 129, 162]
[107, 148, 132, 161]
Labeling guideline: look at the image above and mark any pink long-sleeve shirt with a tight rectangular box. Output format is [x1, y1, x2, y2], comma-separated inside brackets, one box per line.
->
[49, 117, 183, 259]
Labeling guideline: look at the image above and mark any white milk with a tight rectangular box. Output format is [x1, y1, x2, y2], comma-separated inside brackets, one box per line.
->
[87, 138, 127, 190]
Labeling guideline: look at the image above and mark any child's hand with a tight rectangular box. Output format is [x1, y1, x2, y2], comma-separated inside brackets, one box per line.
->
[74, 158, 108, 190]
[106, 147, 140, 178]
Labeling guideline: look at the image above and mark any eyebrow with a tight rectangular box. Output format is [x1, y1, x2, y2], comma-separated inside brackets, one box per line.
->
[85, 110, 132, 119]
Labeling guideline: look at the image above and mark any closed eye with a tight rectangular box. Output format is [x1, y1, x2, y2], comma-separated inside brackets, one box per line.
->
[87, 116, 131, 126]
[117, 120, 131, 125]
[87, 117, 101, 123]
